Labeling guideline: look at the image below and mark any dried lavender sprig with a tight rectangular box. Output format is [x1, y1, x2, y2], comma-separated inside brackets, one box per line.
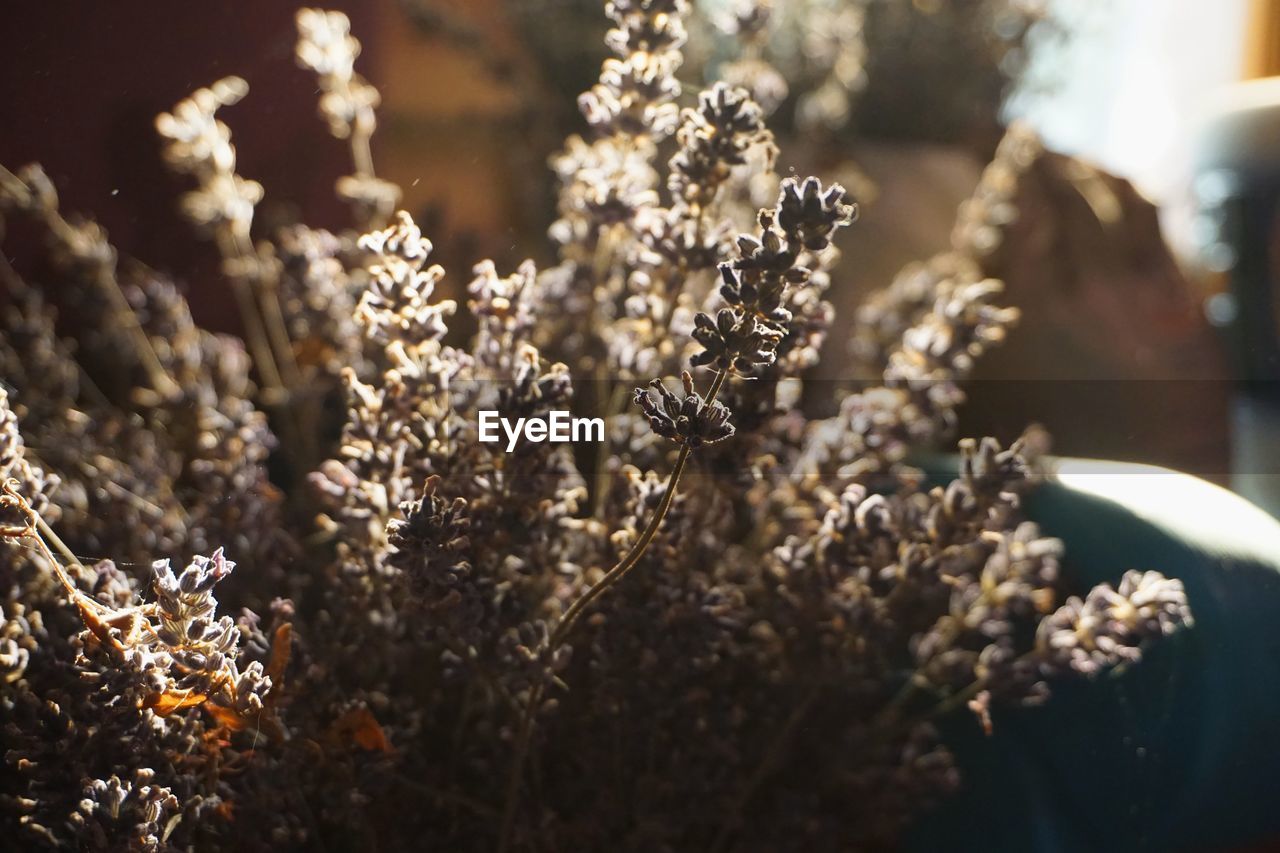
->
[669, 82, 775, 212]
[355, 210, 456, 347]
[155, 78, 300, 403]
[634, 371, 735, 448]
[499, 368, 727, 853]
[893, 570, 1191, 735]
[691, 176, 855, 374]
[1037, 570, 1193, 677]
[580, 0, 690, 140]
[0, 163, 180, 400]
[3, 480, 279, 736]
[295, 8, 400, 226]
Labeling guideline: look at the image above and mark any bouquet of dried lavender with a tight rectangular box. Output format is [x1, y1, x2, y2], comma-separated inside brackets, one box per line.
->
[0, 4, 1191, 852]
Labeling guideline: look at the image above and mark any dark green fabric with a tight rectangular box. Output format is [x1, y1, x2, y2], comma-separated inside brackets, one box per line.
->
[906, 459, 1280, 853]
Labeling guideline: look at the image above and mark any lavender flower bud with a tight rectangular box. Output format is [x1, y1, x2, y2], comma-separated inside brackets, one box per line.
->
[633, 371, 735, 447]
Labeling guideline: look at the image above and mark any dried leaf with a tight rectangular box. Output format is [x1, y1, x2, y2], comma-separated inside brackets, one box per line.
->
[329, 707, 392, 753]
[264, 622, 293, 709]
[144, 690, 209, 715]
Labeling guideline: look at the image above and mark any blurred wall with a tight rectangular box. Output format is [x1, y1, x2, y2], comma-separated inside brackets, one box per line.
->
[0, 1, 554, 327]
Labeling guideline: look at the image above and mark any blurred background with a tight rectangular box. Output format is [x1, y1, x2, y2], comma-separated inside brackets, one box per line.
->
[2, 0, 1279, 512]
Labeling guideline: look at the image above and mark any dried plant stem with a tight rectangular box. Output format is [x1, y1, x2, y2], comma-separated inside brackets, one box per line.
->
[550, 368, 726, 650]
[229, 229, 320, 469]
[550, 447, 690, 651]
[82, 252, 182, 400]
[0, 165, 180, 400]
[213, 227, 318, 474]
[214, 228, 286, 397]
[241, 244, 303, 395]
[347, 115, 389, 230]
[3, 487, 159, 670]
[0, 256, 112, 410]
[32, 513, 92, 603]
[498, 370, 727, 852]
[225, 228, 304, 394]
[351, 120, 376, 179]
[8, 489, 112, 620]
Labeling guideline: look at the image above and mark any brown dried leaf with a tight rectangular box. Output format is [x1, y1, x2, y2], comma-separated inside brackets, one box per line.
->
[144, 690, 209, 715]
[265, 622, 293, 709]
[329, 707, 392, 753]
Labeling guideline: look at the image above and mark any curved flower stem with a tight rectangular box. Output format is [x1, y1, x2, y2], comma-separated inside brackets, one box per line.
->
[497, 369, 727, 852]
[496, 444, 690, 852]
[550, 368, 725, 651]
[548, 443, 691, 652]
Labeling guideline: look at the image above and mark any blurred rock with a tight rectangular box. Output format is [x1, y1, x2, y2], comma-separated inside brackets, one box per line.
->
[828, 141, 1230, 479]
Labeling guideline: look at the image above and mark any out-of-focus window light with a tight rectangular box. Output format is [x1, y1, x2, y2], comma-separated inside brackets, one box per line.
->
[1007, 0, 1249, 255]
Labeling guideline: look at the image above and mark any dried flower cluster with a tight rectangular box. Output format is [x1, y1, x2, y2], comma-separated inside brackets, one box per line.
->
[0, 5, 1190, 852]
[155, 77, 263, 240]
[295, 7, 400, 225]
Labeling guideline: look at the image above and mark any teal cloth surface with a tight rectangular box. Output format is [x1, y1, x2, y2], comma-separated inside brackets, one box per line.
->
[907, 458, 1280, 853]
